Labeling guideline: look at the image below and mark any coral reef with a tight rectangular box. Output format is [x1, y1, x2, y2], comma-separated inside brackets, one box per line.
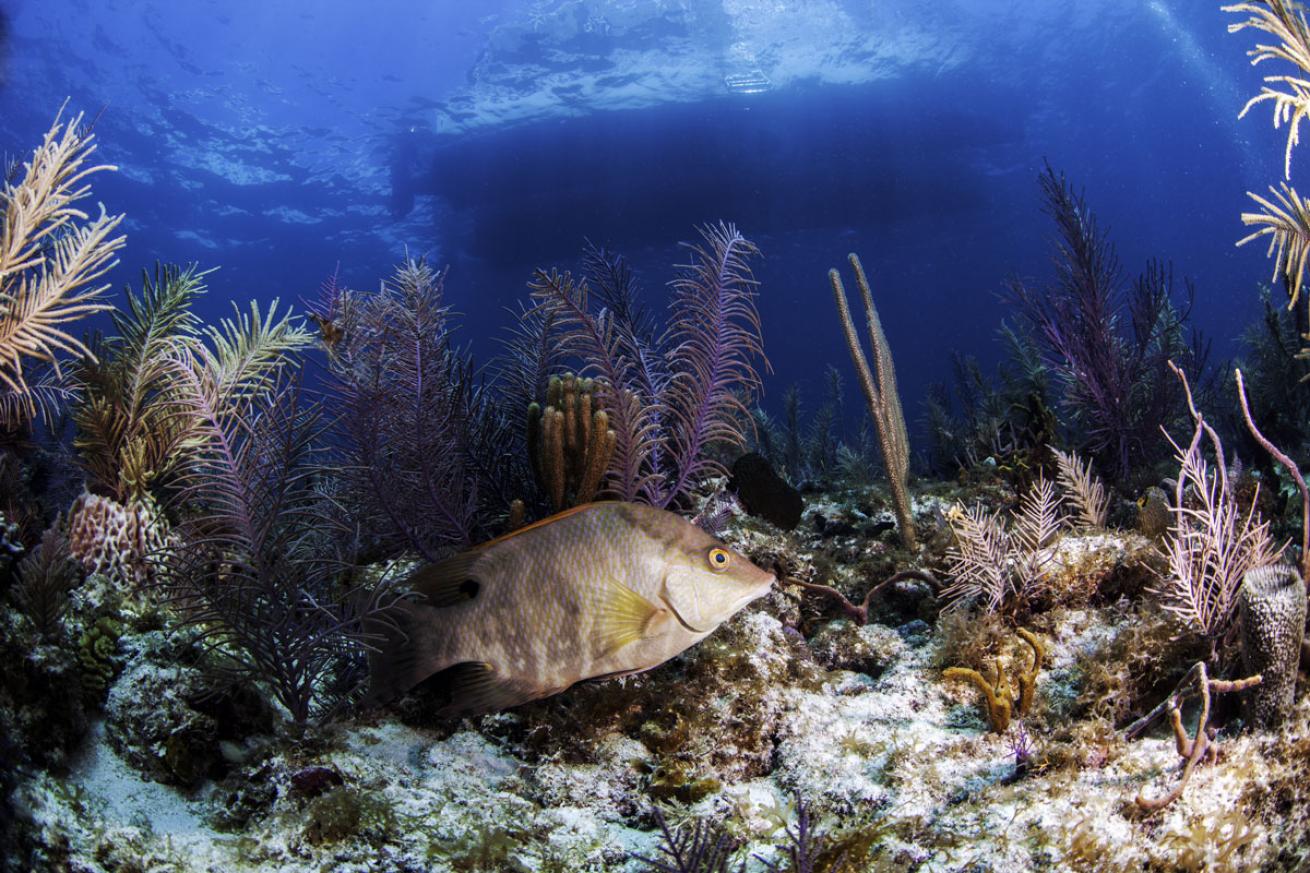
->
[829, 253, 916, 548]
[5, 98, 1310, 873]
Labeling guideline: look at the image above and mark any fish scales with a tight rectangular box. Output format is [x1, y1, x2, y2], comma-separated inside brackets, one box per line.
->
[367, 502, 775, 715]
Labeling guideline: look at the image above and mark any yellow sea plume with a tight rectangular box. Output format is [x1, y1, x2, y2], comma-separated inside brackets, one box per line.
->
[0, 108, 125, 425]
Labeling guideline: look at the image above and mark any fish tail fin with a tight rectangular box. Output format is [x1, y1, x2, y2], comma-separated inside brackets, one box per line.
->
[362, 599, 435, 709]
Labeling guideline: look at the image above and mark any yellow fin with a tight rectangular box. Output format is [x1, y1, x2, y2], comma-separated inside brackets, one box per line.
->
[597, 578, 664, 656]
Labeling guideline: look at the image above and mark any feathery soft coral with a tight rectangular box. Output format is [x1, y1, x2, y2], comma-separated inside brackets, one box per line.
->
[530, 222, 769, 509]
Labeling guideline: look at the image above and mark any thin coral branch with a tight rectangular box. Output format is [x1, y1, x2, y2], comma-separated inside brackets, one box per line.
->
[655, 222, 768, 508]
[1156, 362, 1281, 646]
[1238, 182, 1310, 310]
[942, 503, 1013, 611]
[790, 568, 940, 626]
[1226, 0, 1310, 178]
[1235, 366, 1310, 581]
[1126, 661, 1262, 812]
[830, 253, 915, 546]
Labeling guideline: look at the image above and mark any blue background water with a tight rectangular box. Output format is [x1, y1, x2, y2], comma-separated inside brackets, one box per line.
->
[0, 0, 1288, 449]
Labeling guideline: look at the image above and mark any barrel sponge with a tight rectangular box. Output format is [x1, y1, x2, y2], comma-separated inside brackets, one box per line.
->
[1239, 564, 1306, 729]
[66, 490, 172, 588]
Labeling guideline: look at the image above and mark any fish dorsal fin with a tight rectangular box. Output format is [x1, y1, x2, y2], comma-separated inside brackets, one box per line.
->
[430, 661, 524, 716]
[473, 501, 618, 551]
[405, 552, 484, 608]
[597, 577, 665, 656]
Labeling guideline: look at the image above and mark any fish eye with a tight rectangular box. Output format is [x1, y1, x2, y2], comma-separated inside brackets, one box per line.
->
[707, 548, 731, 572]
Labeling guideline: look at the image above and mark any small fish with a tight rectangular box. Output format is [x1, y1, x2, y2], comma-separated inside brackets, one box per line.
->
[367, 502, 776, 715]
[1137, 486, 1171, 539]
[307, 310, 345, 353]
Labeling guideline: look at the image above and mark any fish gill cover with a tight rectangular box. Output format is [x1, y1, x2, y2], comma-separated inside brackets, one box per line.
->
[3, 1, 1310, 872]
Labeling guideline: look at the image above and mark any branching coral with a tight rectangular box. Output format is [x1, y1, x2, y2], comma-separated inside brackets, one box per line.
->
[635, 808, 742, 873]
[941, 476, 1066, 613]
[158, 377, 406, 726]
[73, 263, 310, 505]
[530, 223, 768, 510]
[1010, 166, 1203, 479]
[829, 253, 915, 547]
[943, 628, 1044, 733]
[1125, 661, 1261, 812]
[13, 522, 80, 635]
[326, 257, 519, 560]
[1227, 0, 1310, 342]
[72, 263, 209, 502]
[1228, 0, 1310, 180]
[1154, 364, 1280, 653]
[0, 108, 126, 426]
[1235, 366, 1309, 581]
[1051, 448, 1108, 528]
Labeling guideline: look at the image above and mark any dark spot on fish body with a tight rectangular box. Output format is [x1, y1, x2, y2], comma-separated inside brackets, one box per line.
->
[459, 579, 479, 600]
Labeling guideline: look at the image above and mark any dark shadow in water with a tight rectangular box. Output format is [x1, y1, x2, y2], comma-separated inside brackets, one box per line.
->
[396, 73, 1026, 261]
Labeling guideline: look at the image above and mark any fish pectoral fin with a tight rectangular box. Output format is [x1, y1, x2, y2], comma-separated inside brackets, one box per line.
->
[406, 552, 483, 608]
[597, 578, 667, 656]
[428, 661, 525, 716]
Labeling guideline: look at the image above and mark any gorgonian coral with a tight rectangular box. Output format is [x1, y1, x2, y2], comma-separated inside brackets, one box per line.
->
[1009, 165, 1206, 480]
[324, 257, 520, 560]
[159, 375, 404, 725]
[73, 263, 311, 505]
[529, 222, 768, 509]
[0, 108, 126, 427]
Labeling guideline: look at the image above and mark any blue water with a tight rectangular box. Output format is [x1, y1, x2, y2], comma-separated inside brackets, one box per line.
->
[0, 0, 1286, 439]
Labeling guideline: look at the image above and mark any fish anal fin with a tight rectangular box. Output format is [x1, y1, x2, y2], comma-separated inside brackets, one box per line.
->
[597, 578, 666, 656]
[424, 661, 525, 716]
[406, 552, 483, 608]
